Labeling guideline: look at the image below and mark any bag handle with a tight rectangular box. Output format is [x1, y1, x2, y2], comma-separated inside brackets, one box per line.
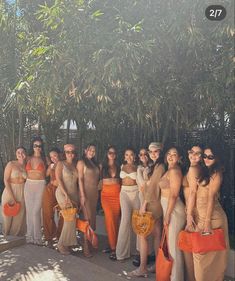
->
[160, 225, 171, 258]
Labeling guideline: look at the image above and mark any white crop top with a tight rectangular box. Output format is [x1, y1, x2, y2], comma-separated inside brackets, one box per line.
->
[120, 170, 137, 180]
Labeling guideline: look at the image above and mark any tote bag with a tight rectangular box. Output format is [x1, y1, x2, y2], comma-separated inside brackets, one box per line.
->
[156, 225, 173, 281]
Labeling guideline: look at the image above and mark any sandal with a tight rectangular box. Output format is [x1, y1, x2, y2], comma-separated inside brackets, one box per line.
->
[147, 264, 155, 273]
[102, 247, 111, 253]
[109, 252, 117, 261]
[126, 268, 148, 278]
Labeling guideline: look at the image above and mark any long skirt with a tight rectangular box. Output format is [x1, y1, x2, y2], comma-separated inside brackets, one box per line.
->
[161, 197, 186, 281]
[24, 179, 45, 244]
[101, 183, 121, 250]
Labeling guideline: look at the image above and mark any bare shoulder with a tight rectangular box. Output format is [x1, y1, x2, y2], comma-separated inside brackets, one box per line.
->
[168, 166, 182, 177]
[188, 165, 200, 177]
[76, 160, 84, 169]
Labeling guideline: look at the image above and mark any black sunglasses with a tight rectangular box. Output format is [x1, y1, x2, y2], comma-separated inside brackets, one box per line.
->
[33, 144, 42, 148]
[202, 154, 215, 160]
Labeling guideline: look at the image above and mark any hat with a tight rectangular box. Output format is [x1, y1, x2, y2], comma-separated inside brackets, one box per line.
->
[148, 142, 163, 150]
[64, 144, 75, 151]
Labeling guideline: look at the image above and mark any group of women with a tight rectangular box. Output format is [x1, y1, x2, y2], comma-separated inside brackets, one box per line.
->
[1, 137, 230, 281]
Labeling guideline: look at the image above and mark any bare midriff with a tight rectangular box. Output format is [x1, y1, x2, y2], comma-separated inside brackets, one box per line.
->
[122, 178, 137, 186]
[27, 170, 46, 180]
[103, 178, 120, 185]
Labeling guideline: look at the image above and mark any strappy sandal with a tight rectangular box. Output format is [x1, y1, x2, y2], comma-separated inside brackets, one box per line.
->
[109, 252, 117, 261]
[126, 268, 148, 278]
[147, 264, 155, 273]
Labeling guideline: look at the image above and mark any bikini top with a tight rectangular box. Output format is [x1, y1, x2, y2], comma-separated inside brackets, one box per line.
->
[120, 170, 137, 180]
[25, 160, 46, 172]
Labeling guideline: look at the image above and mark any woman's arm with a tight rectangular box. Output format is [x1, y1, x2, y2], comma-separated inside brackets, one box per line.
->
[77, 160, 86, 207]
[203, 172, 222, 233]
[137, 166, 146, 195]
[4, 162, 16, 203]
[145, 164, 165, 203]
[164, 168, 182, 225]
[185, 166, 200, 230]
[55, 161, 70, 203]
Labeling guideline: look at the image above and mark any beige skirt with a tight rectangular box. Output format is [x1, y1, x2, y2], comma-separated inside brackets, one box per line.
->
[161, 197, 186, 281]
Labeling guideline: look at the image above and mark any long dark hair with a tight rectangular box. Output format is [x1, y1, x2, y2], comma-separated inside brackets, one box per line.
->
[164, 146, 184, 172]
[148, 150, 164, 177]
[28, 136, 47, 164]
[184, 144, 203, 175]
[122, 147, 136, 165]
[138, 148, 151, 166]
[82, 143, 99, 169]
[102, 145, 120, 178]
[198, 145, 224, 186]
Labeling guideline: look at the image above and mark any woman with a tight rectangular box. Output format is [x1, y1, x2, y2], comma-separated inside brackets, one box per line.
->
[158, 146, 186, 281]
[115, 148, 140, 261]
[100, 146, 121, 259]
[193, 146, 229, 281]
[133, 147, 153, 267]
[1, 146, 27, 236]
[128, 142, 165, 277]
[136, 148, 150, 205]
[42, 147, 63, 248]
[77, 143, 100, 257]
[182, 145, 203, 281]
[55, 144, 78, 255]
[24, 136, 46, 245]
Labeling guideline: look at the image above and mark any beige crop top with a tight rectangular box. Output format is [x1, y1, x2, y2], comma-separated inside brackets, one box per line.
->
[120, 170, 137, 180]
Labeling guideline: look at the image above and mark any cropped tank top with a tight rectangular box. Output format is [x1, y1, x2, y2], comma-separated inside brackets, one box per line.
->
[26, 159, 46, 172]
[120, 170, 137, 180]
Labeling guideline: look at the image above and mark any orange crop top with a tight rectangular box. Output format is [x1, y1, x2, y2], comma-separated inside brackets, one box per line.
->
[26, 160, 46, 172]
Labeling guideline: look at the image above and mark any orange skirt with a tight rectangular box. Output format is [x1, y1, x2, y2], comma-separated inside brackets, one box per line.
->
[101, 183, 121, 250]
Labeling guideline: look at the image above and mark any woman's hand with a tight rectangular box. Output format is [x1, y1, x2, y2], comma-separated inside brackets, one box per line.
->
[139, 204, 146, 215]
[164, 214, 171, 225]
[202, 220, 212, 234]
[185, 214, 194, 231]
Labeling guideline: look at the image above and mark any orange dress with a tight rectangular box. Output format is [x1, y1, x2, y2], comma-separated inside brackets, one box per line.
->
[42, 168, 63, 241]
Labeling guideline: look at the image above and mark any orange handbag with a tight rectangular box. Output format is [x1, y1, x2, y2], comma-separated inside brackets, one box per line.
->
[156, 225, 173, 281]
[191, 228, 226, 253]
[3, 202, 21, 217]
[76, 218, 98, 249]
[132, 210, 155, 237]
[177, 230, 193, 252]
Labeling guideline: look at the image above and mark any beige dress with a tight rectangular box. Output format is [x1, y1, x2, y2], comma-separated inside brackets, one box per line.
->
[1, 167, 26, 236]
[56, 162, 78, 247]
[144, 163, 165, 220]
[193, 182, 229, 281]
[83, 163, 100, 230]
[182, 176, 196, 281]
[159, 176, 186, 281]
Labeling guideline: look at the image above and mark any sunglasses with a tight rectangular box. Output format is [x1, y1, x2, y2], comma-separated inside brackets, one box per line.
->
[108, 151, 116, 155]
[202, 154, 215, 160]
[33, 144, 42, 148]
[65, 150, 75, 155]
[188, 150, 202, 157]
